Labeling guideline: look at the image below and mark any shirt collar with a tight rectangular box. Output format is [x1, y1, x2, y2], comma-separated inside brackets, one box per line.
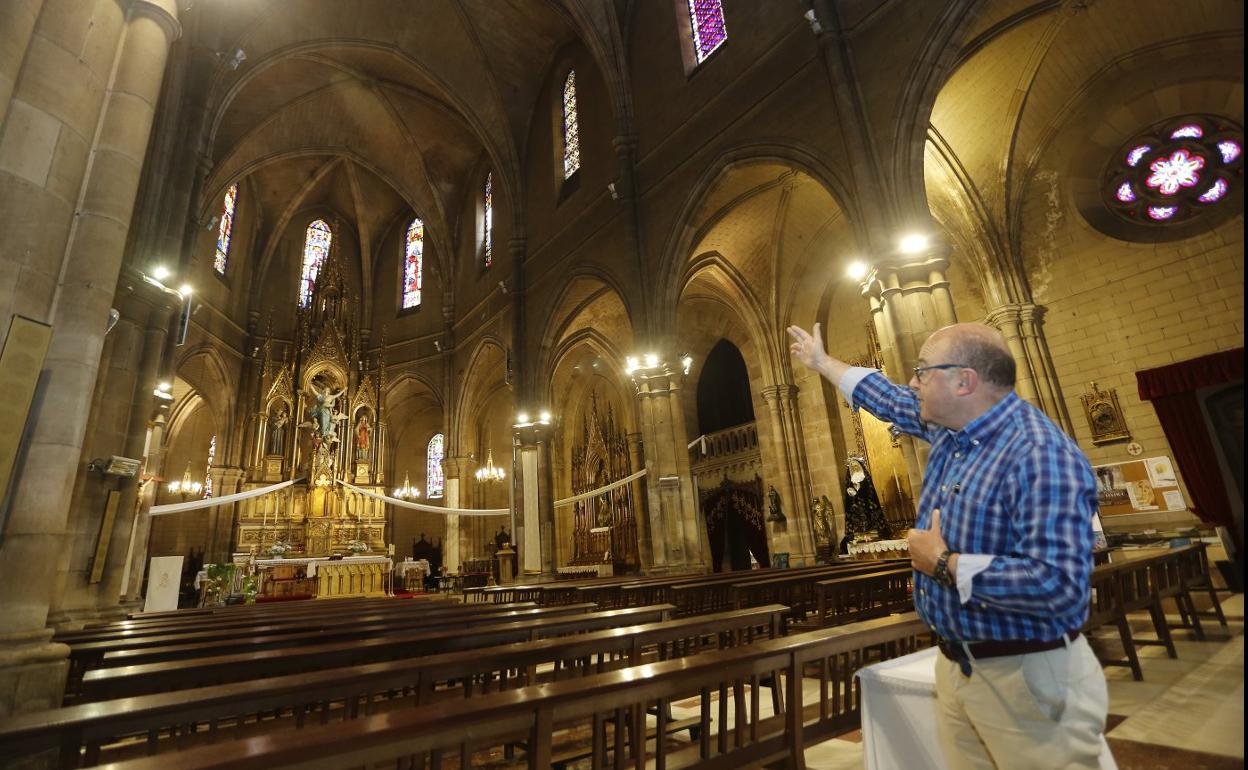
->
[954, 391, 1022, 446]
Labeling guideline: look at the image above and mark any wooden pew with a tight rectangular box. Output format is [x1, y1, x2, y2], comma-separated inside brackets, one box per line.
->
[807, 567, 913, 628]
[1083, 560, 1144, 680]
[96, 614, 930, 770]
[0, 606, 786, 767]
[670, 560, 909, 617]
[79, 604, 668, 700]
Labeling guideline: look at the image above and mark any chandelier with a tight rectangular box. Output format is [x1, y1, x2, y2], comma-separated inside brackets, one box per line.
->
[166, 461, 203, 498]
[474, 447, 506, 484]
[392, 471, 420, 500]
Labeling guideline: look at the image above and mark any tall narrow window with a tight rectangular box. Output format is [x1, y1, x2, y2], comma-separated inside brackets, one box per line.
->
[482, 173, 494, 269]
[687, 0, 727, 63]
[203, 434, 217, 499]
[214, 184, 238, 275]
[402, 217, 424, 309]
[562, 71, 581, 179]
[299, 219, 332, 307]
[427, 433, 445, 499]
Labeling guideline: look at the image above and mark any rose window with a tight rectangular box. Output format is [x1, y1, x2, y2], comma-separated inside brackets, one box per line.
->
[1104, 116, 1242, 226]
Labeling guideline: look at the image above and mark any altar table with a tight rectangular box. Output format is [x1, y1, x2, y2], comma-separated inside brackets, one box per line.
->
[253, 555, 392, 598]
[856, 646, 1117, 769]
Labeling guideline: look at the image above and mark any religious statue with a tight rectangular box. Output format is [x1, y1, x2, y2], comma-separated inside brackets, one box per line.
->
[811, 496, 830, 545]
[355, 413, 370, 460]
[843, 456, 891, 541]
[267, 405, 289, 455]
[494, 526, 511, 549]
[307, 380, 345, 443]
[767, 485, 786, 522]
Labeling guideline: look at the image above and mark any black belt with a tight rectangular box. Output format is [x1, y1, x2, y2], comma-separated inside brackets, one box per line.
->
[938, 630, 1079, 664]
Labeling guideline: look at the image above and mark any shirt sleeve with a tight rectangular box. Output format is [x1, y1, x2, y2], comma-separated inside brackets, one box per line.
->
[954, 554, 994, 604]
[968, 442, 1097, 619]
[846, 371, 932, 441]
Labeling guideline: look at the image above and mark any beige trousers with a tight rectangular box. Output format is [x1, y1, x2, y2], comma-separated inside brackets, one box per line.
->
[933, 635, 1108, 769]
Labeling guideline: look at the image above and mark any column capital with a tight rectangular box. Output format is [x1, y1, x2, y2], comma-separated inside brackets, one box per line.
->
[513, 422, 551, 447]
[759, 384, 799, 403]
[126, 0, 181, 44]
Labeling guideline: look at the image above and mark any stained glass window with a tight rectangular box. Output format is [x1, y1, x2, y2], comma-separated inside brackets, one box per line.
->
[213, 184, 238, 275]
[483, 173, 494, 269]
[1104, 115, 1242, 227]
[687, 0, 728, 63]
[299, 219, 332, 307]
[427, 433, 445, 499]
[402, 217, 424, 309]
[203, 435, 216, 499]
[562, 70, 581, 179]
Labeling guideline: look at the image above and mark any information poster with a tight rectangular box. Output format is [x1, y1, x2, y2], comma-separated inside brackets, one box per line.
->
[1092, 457, 1186, 517]
[143, 555, 184, 612]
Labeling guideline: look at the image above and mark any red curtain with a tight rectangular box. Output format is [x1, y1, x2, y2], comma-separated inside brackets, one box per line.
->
[1137, 348, 1243, 548]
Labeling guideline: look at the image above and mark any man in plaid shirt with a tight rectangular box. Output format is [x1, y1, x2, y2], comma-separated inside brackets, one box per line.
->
[788, 322, 1107, 769]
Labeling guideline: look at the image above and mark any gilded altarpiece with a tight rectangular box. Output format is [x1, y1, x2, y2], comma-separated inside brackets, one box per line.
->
[569, 394, 640, 572]
[235, 250, 388, 556]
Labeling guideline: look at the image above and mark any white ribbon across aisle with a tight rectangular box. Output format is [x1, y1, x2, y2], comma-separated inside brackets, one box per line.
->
[149, 478, 304, 516]
[337, 468, 649, 516]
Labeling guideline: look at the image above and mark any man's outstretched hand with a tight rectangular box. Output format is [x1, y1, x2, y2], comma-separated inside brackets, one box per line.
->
[787, 323, 829, 371]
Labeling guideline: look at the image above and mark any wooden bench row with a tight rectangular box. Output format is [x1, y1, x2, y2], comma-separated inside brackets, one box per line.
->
[3, 605, 788, 767]
[97, 614, 931, 770]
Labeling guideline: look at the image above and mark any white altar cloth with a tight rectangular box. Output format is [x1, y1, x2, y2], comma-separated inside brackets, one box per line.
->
[856, 646, 1117, 769]
[253, 555, 391, 577]
[848, 538, 910, 555]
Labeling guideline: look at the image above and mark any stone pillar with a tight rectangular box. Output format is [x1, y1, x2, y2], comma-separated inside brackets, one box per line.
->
[0, 0, 44, 130]
[123, 404, 170, 603]
[0, 0, 179, 716]
[514, 422, 553, 576]
[206, 466, 245, 561]
[860, 241, 959, 486]
[629, 360, 704, 573]
[442, 455, 469, 573]
[625, 431, 650, 566]
[760, 384, 816, 566]
[48, 268, 179, 629]
[987, 303, 1073, 434]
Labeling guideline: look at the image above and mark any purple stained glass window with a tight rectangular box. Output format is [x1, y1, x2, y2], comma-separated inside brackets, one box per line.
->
[1145, 149, 1205, 195]
[427, 433, 445, 499]
[1170, 124, 1203, 139]
[213, 184, 238, 275]
[483, 173, 493, 269]
[1106, 116, 1241, 228]
[1196, 178, 1229, 203]
[562, 70, 581, 179]
[299, 219, 332, 307]
[687, 0, 728, 63]
[402, 218, 424, 309]
[1125, 145, 1151, 167]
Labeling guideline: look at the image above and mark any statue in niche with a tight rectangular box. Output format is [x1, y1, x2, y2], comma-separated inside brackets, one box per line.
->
[355, 413, 371, 460]
[811, 496, 831, 545]
[843, 456, 891, 541]
[267, 404, 289, 455]
[767, 486, 786, 522]
[494, 526, 510, 549]
[306, 379, 345, 443]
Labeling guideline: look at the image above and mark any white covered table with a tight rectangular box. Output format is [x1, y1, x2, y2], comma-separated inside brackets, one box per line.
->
[856, 646, 1117, 769]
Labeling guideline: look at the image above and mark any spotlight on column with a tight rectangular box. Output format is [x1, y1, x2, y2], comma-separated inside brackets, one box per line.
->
[538, 411, 551, 424]
[516, 412, 530, 425]
[153, 381, 174, 401]
[643, 353, 659, 369]
[152, 266, 171, 281]
[898, 233, 929, 254]
[846, 261, 869, 281]
[624, 356, 640, 375]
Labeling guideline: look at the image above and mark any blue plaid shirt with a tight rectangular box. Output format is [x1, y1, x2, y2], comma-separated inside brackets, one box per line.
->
[852, 371, 1097, 642]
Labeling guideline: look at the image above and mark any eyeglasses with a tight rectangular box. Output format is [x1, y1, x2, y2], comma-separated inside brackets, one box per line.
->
[912, 363, 970, 383]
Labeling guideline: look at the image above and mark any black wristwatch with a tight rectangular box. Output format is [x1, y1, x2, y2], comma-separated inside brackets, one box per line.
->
[933, 549, 956, 587]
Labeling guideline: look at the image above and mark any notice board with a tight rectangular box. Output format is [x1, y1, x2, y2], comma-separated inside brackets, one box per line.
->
[1092, 456, 1186, 517]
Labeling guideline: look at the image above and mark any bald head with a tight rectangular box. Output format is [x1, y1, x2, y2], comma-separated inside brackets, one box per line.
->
[929, 324, 1015, 390]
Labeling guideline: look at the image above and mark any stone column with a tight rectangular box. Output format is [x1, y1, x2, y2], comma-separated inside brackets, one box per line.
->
[629, 360, 704, 573]
[625, 431, 650, 566]
[206, 466, 245, 561]
[0, 0, 179, 716]
[760, 384, 816, 566]
[986, 303, 1073, 433]
[123, 403, 170, 603]
[859, 241, 959, 486]
[48, 268, 179, 629]
[514, 422, 553, 576]
[0, 0, 44, 130]
[441, 455, 470, 573]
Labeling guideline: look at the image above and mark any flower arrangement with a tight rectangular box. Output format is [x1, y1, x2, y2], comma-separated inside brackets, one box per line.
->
[268, 540, 293, 558]
[346, 539, 370, 554]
